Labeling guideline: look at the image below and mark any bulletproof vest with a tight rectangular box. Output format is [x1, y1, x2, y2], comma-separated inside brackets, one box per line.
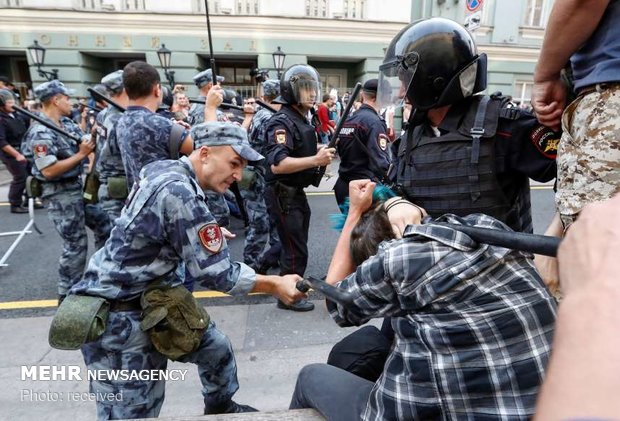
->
[268, 105, 318, 187]
[398, 95, 523, 231]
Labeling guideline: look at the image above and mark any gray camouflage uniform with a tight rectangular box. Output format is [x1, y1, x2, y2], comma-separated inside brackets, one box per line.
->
[72, 156, 256, 419]
[188, 68, 231, 227]
[22, 81, 111, 296]
[240, 80, 281, 269]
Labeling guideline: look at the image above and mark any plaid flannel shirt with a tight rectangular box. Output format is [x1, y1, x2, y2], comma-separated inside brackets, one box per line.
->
[329, 213, 556, 420]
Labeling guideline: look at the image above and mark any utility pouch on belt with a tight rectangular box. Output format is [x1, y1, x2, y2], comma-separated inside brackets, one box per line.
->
[140, 284, 210, 361]
[237, 167, 257, 190]
[48, 295, 109, 350]
[107, 176, 129, 200]
[27, 176, 42, 198]
[83, 172, 100, 204]
[274, 181, 298, 214]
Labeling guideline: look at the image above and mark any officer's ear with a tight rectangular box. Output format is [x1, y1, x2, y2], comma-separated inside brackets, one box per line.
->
[197, 145, 212, 162]
[153, 83, 161, 99]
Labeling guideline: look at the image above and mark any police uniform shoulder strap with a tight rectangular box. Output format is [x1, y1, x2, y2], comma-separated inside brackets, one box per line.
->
[168, 123, 185, 160]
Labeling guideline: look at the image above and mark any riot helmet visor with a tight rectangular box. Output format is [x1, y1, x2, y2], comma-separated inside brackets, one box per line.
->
[290, 76, 320, 108]
[377, 51, 419, 110]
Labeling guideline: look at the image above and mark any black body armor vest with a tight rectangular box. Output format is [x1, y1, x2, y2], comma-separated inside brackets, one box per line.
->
[267, 105, 318, 188]
[398, 95, 529, 232]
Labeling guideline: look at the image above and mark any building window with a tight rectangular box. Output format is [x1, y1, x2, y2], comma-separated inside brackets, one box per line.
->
[523, 0, 548, 27]
[305, 0, 328, 18]
[79, 0, 102, 9]
[513, 81, 533, 109]
[344, 0, 364, 19]
[235, 0, 258, 15]
[0, 0, 21, 6]
[123, 0, 145, 11]
[217, 60, 255, 85]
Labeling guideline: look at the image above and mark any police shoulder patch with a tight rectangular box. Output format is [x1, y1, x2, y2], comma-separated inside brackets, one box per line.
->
[199, 223, 223, 254]
[378, 134, 389, 151]
[275, 129, 287, 145]
[530, 125, 559, 159]
[34, 144, 47, 158]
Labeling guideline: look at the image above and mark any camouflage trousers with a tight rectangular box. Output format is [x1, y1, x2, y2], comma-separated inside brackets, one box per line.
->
[98, 182, 125, 223]
[205, 191, 230, 228]
[45, 185, 112, 296]
[557, 84, 620, 229]
[240, 171, 281, 269]
[82, 311, 239, 420]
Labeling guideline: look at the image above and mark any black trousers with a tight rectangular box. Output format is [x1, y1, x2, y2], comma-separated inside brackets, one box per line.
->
[0, 152, 27, 207]
[334, 177, 350, 210]
[266, 185, 310, 277]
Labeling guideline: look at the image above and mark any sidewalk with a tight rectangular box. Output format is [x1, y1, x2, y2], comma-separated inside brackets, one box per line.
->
[0, 301, 374, 420]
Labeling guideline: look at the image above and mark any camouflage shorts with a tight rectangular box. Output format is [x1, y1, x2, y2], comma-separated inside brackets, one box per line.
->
[556, 84, 620, 229]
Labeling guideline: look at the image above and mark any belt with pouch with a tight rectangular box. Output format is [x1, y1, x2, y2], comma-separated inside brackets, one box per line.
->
[43, 176, 80, 185]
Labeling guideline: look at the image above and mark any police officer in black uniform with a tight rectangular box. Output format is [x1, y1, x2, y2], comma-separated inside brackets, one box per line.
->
[0, 89, 29, 213]
[378, 17, 558, 233]
[326, 17, 560, 382]
[264, 64, 336, 312]
[335, 78, 392, 208]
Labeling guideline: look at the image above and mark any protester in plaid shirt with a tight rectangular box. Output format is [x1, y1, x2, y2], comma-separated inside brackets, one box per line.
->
[291, 180, 557, 420]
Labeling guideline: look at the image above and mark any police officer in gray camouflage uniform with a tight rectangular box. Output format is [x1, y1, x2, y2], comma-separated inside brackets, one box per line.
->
[240, 79, 282, 272]
[22, 80, 112, 302]
[189, 68, 231, 227]
[71, 121, 306, 419]
[95, 70, 129, 222]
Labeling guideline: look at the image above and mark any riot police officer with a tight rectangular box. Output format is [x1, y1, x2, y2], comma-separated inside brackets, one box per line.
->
[21, 80, 112, 302]
[335, 78, 392, 207]
[378, 17, 558, 233]
[264, 64, 336, 311]
[95, 70, 129, 221]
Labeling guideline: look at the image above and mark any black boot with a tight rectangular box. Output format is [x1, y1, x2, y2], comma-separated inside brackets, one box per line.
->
[10, 205, 28, 214]
[204, 400, 258, 414]
[277, 298, 315, 312]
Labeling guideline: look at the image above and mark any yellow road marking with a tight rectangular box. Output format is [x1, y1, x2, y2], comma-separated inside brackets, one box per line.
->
[0, 291, 269, 311]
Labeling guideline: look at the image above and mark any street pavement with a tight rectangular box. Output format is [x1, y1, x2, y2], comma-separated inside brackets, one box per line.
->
[0, 161, 556, 420]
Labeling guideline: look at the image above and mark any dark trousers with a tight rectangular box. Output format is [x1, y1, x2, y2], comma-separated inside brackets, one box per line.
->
[290, 363, 373, 421]
[266, 185, 310, 277]
[0, 152, 27, 206]
[334, 177, 350, 210]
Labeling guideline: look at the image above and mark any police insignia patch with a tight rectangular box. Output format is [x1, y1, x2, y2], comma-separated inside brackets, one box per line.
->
[275, 129, 287, 145]
[530, 125, 559, 159]
[199, 223, 223, 254]
[378, 134, 389, 151]
[34, 144, 47, 158]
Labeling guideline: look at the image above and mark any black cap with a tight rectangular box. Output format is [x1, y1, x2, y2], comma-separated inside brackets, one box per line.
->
[363, 78, 378, 93]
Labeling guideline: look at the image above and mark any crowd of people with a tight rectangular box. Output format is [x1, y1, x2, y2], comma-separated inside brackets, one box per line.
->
[1, 2, 619, 419]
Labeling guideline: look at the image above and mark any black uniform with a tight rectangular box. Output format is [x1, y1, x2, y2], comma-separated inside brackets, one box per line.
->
[0, 110, 29, 207]
[264, 104, 318, 277]
[397, 94, 558, 233]
[335, 103, 391, 207]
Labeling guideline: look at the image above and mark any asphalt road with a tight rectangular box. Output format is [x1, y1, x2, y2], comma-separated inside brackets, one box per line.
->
[0, 188, 555, 319]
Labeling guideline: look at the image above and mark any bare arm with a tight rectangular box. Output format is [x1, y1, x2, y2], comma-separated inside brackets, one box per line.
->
[252, 274, 307, 305]
[534, 212, 563, 294]
[534, 0, 610, 82]
[179, 134, 194, 156]
[1, 144, 25, 161]
[325, 180, 375, 285]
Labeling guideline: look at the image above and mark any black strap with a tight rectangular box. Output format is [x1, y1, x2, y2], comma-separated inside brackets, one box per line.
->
[169, 124, 185, 160]
[468, 95, 490, 202]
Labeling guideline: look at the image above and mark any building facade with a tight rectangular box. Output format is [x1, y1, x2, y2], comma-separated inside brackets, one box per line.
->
[0, 0, 553, 107]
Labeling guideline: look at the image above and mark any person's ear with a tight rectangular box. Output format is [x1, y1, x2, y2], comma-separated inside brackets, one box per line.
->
[153, 84, 161, 98]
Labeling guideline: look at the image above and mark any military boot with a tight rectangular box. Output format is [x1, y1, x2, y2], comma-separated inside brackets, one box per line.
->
[204, 400, 258, 415]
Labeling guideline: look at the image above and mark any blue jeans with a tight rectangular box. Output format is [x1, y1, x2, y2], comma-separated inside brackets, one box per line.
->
[290, 363, 373, 421]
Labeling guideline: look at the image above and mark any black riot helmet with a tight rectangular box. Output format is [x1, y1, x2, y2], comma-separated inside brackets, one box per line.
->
[275, 64, 321, 108]
[378, 17, 487, 111]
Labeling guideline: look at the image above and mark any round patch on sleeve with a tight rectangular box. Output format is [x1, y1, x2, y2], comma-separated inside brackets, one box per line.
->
[34, 144, 47, 158]
[198, 223, 223, 254]
[530, 125, 559, 159]
[377, 134, 389, 151]
[275, 129, 287, 144]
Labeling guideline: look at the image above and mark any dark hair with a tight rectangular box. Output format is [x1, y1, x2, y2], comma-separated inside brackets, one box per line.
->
[122, 61, 160, 100]
[350, 202, 396, 266]
[322, 93, 332, 103]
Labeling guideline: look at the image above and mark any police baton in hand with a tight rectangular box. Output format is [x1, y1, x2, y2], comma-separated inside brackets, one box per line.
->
[13, 106, 82, 143]
[87, 87, 126, 112]
[296, 276, 354, 307]
[255, 99, 277, 113]
[312, 82, 362, 187]
[188, 97, 245, 111]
